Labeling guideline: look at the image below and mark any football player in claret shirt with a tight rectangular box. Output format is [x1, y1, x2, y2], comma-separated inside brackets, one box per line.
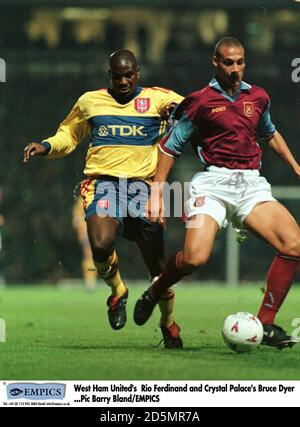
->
[134, 37, 300, 350]
[24, 50, 184, 349]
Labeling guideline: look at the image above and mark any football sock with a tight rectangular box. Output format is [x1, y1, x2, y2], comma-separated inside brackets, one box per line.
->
[94, 251, 127, 297]
[159, 288, 175, 328]
[81, 258, 97, 290]
[258, 254, 300, 324]
[151, 251, 186, 299]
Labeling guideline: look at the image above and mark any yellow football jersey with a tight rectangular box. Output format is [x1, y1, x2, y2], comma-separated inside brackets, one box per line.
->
[45, 86, 183, 180]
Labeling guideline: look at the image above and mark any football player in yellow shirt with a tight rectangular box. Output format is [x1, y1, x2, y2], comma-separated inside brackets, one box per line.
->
[24, 50, 183, 348]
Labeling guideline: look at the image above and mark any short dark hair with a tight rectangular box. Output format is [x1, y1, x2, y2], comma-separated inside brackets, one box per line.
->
[214, 37, 244, 58]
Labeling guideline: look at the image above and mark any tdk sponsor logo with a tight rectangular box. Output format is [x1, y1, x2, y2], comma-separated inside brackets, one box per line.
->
[7, 383, 65, 400]
[98, 125, 146, 137]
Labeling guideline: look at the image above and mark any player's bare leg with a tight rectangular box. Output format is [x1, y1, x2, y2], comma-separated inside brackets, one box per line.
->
[181, 214, 219, 273]
[134, 214, 219, 326]
[244, 201, 300, 348]
[135, 233, 182, 348]
[81, 244, 97, 291]
[87, 215, 128, 330]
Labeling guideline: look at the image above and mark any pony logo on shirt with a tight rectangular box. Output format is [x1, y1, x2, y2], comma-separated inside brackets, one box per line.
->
[243, 102, 255, 117]
[134, 98, 150, 113]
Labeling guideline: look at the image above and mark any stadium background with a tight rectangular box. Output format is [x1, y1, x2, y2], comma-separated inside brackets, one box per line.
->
[0, 0, 299, 285]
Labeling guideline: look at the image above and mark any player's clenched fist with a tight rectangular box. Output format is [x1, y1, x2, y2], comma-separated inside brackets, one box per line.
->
[23, 142, 47, 163]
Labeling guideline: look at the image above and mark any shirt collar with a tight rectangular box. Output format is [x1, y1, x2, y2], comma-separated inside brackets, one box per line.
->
[209, 77, 252, 93]
[107, 85, 143, 104]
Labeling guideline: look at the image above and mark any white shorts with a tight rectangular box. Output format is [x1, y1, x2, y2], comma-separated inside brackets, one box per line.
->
[185, 166, 276, 229]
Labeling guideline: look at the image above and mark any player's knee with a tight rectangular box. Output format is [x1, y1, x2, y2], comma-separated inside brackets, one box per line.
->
[280, 238, 300, 258]
[89, 235, 115, 260]
[181, 253, 208, 274]
[160, 288, 175, 300]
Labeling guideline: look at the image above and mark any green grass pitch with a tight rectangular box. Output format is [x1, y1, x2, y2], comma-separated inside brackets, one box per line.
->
[0, 283, 300, 380]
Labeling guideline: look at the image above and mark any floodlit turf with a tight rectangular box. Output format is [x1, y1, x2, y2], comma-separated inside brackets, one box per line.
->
[0, 283, 300, 380]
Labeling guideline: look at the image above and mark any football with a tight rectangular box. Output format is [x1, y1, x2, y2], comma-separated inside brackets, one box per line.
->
[222, 312, 264, 353]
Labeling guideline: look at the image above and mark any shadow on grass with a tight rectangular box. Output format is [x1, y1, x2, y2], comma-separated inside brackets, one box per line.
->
[60, 344, 142, 351]
[60, 344, 221, 352]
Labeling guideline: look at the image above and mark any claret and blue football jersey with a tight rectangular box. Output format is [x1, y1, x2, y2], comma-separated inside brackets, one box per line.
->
[160, 78, 276, 170]
[44, 86, 183, 179]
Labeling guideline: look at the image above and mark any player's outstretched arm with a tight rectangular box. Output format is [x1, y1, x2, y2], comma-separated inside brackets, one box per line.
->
[267, 131, 300, 178]
[23, 142, 48, 163]
[147, 101, 194, 222]
[154, 149, 176, 184]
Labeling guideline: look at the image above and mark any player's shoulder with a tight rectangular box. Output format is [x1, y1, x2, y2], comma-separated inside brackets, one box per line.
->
[147, 86, 174, 94]
[143, 86, 181, 98]
[249, 84, 270, 100]
[77, 88, 107, 104]
[187, 87, 207, 99]
[142, 87, 183, 106]
[183, 87, 208, 106]
[172, 89, 207, 119]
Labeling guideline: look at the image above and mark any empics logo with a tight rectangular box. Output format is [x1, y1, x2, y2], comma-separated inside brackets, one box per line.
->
[7, 383, 66, 400]
[98, 125, 146, 137]
[9, 388, 23, 396]
[0, 58, 6, 82]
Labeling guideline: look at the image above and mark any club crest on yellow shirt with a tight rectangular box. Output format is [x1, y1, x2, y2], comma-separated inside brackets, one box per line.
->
[134, 98, 150, 113]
